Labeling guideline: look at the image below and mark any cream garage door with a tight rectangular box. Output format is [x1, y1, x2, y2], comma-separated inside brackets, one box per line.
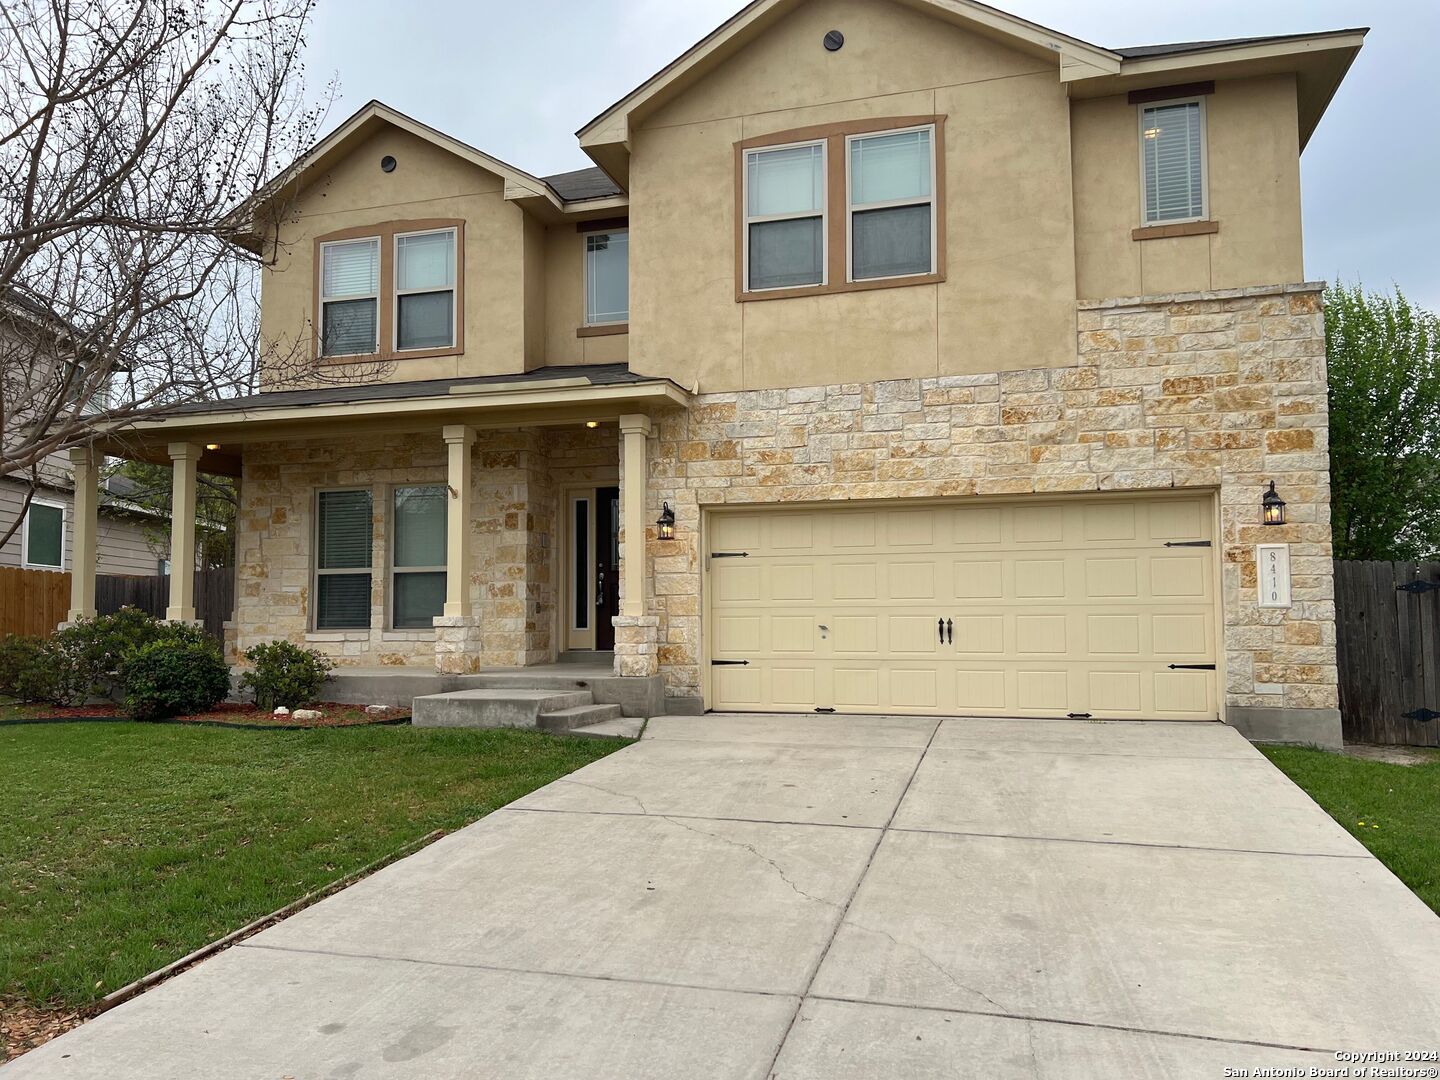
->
[706, 495, 1218, 720]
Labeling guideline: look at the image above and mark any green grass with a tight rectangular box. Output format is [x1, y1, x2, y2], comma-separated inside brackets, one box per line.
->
[1261, 745, 1440, 913]
[0, 722, 625, 1007]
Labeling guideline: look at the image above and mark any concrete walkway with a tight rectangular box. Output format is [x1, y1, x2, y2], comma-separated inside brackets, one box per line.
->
[8, 715, 1440, 1078]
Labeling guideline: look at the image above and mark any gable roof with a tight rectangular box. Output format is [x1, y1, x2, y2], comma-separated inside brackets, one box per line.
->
[577, 0, 1365, 183]
[543, 166, 624, 202]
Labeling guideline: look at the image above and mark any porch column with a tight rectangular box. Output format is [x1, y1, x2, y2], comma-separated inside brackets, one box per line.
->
[67, 445, 99, 621]
[166, 441, 202, 622]
[617, 413, 652, 617]
[441, 424, 474, 617]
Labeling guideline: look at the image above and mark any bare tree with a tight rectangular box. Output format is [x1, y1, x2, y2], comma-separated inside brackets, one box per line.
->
[0, 0, 340, 510]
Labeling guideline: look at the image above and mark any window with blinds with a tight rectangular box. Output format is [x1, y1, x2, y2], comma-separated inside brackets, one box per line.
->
[391, 485, 447, 629]
[315, 489, 373, 629]
[585, 231, 629, 325]
[1140, 99, 1207, 224]
[320, 238, 380, 356]
[395, 229, 456, 350]
[744, 141, 826, 291]
[847, 126, 935, 280]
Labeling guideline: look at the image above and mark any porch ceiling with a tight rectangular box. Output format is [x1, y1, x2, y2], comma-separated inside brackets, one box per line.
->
[94, 366, 688, 476]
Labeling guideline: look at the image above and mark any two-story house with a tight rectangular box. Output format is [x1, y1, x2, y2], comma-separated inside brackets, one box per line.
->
[78, 0, 1365, 746]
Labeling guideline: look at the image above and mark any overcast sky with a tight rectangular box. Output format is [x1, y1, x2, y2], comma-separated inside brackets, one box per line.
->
[304, 0, 1438, 309]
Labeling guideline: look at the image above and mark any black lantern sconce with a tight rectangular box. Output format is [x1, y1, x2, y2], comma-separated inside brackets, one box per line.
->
[657, 502, 676, 541]
[1262, 481, 1286, 526]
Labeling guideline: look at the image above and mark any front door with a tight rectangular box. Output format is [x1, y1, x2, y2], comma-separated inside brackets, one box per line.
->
[594, 487, 620, 650]
[567, 487, 620, 652]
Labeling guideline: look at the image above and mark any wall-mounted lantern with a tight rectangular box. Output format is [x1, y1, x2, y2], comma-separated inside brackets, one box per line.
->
[657, 502, 676, 541]
[1262, 481, 1287, 526]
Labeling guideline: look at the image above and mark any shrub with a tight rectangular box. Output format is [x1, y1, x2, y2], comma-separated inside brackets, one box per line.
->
[122, 637, 231, 721]
[49, 607, 168, 698]
[0, 634, 47, 701]
[239, 640, 334, 710]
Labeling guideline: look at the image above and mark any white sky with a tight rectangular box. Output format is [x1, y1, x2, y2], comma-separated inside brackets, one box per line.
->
[303, 0, 1438, 309]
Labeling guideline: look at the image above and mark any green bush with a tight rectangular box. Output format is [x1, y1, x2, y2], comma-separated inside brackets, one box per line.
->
[121, 637, 231, 721]
[239, 640, 334, 710]
[48, 607, 169, 699]
[0, 634, 47, 701]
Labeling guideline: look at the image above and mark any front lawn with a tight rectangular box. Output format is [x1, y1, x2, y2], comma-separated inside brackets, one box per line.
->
[0, 722, 624, 1013]
[1261, 745, 1440, 914]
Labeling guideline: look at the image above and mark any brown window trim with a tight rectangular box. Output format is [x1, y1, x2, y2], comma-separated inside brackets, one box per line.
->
[734, 115, 947, 303]
[313, 218, 465, 366]
[575, 216, 628, 234]
[577, 322, 628, 338]
[1128, 81, 1215, 106]
[1132, 220, 1219, 241]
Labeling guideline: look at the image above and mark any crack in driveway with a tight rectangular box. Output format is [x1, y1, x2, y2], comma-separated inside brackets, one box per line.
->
[659, 816, 840, 908]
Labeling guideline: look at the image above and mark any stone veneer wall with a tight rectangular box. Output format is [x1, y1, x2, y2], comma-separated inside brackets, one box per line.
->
[643, 282, 1336, 724]
[234, 425, 616, 669]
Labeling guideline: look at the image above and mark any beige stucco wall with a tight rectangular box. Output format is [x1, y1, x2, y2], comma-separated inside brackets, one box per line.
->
[641, 284, 1335, 723]
[1072, 75, 1304, 301]
[627, 0, 1079, 393]
[232, 425, 616, 669]
[542, 225, 630, 367]
[258, 126, 534, 386]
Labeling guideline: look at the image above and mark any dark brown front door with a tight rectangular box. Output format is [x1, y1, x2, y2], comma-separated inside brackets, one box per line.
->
[595, 486, 620, 650]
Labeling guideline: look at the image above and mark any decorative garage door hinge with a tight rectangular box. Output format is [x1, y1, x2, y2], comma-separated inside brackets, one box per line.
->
[711, 659, 750, 666]
[711, 551, 750, 558]
[1167, 663, 1217, 670]
[1402, 707, 1440, 722]
[1067, 712, 1092, 719]
[1163, 540, 1212, 547]
[814, 707, 836, 714]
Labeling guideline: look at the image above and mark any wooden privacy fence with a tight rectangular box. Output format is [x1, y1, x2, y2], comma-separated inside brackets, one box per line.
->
[0, 566, 233, 640]
[1335, 560, 1440, 747]
[0, 565, 71, 636]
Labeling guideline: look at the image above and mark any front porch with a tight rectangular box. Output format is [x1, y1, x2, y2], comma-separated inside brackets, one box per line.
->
[77, 366, 688, 699]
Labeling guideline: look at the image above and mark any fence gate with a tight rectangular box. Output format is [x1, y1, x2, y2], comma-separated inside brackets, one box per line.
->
[1334, 560, 1440, 747]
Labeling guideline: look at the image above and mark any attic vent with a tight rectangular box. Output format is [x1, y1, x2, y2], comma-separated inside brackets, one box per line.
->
[380, 155, 397, 173]
[823, 29, 844, 52]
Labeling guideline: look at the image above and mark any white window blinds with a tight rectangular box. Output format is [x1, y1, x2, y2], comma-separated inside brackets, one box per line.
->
[745, 142, 825, 291]
[320, 238, 379, 356]
[585, 232, 629, 324]
[1141, 101, 1206, 224]
[848, 127, 934, 281]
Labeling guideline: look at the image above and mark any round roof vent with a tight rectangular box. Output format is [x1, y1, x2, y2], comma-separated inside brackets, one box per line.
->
[823, 29, 844, 52]
[380, 155, 397, 173]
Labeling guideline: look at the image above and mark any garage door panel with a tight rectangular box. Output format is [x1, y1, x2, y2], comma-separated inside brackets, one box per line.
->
[708, 495, 1216, 720]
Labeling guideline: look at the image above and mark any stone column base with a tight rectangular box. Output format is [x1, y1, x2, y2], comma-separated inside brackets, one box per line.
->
[434, 615, 485, 674]
[612, 615, 659, 677]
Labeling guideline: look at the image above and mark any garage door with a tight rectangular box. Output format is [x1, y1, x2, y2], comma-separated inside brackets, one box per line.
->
[706, 495, 1217, 720]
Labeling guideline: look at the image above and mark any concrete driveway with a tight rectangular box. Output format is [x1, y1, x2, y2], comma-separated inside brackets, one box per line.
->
[7, 715, 1440, 1078]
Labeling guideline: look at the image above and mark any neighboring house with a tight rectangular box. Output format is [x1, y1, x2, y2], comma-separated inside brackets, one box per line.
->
[80, 0, 1364, 747]
[0, 471, 161, 575]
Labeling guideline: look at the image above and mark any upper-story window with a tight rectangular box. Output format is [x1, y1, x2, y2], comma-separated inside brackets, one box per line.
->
[1140, 98, 1208, 225]
[585, 230, 629, 325]
[315, 220, 464, 361]
[847, 126, 935, 281]
[395, 228, 457, 351]
[23, 500, 64, 570]
[744, 141, 826, 291]
[737, 118, 944, 300]
[320, 237, 380, 357]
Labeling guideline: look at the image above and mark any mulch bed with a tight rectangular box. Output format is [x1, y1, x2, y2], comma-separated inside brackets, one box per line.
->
[1, 998, 87, 1062]
[0, 703, 410, 729]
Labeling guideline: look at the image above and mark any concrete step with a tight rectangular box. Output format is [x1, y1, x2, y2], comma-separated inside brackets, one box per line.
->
[412, 689, 593, 729]
[569, 717, 646, 740]
[558, 650, 614, 665]
[538, 703, 624, 733]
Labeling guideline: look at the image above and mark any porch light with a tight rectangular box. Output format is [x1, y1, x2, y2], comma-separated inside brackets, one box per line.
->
[657, 502, 676, 541]
[585, 421, 599, 429]
[205, 443, 220, 450]
[1262, 481, 1286, 526]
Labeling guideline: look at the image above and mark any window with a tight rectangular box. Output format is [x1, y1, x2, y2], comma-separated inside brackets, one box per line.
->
[585, 231, 629, 325]
[23, 501, 64, 569]
[320, 238, 380, 356]
[391, 485, 447, 629]
[315, 489, 372, 630]
[744, 141, 826, 291]
[571, 496, 589, 630]
[1140, 98, 1207, 225]
[847, 126, 935, 281]
[395, 229, 456, 351]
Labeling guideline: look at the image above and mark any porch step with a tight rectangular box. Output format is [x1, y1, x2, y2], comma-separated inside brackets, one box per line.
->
[558, 650, 614, 665]
[412, 689, 593, 729]
[537, 703, 624, 733]
[569, 717, 645, 740]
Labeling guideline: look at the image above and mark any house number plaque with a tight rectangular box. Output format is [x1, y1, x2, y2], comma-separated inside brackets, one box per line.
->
[1256, 543, 1292, 609]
